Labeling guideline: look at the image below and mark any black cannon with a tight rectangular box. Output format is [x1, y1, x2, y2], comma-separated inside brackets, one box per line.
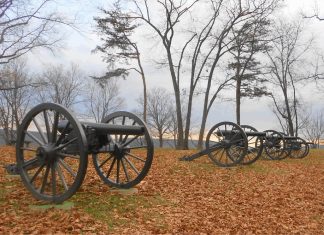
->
[10, 103, 154, 203]
[241, 125, 288, 161]
[179, 122, 312, 167]
[179, 122, 289, 167]
[241, 125, 311, 160]
[180, 122, 249, 167]
[278, 133, 310, 159]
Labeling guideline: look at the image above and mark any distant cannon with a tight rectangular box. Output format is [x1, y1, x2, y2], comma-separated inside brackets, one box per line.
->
[179, 122, 249, 167]
[179, 122, 311, 167]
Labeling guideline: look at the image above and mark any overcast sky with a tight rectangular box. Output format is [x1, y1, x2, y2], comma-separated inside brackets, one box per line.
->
[27, 0, 324, 133]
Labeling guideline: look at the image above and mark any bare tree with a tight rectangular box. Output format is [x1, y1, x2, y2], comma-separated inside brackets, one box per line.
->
[138, 87, 173, 148]
[123, 0, 280, 149]
[195, 0, 280, 148]
[127, 0, 200, 149]
[86, 77, 124, 123]
[93, 1, 148, 122]
[0, 0, 72, 67]
[35, 63, 83, 109]
[266, 19, 319, 136]
[302, 110, 324, 148]
[303, 3, 324, 21]
[0, 59, 32, 144]
[271, 99, 309, 135]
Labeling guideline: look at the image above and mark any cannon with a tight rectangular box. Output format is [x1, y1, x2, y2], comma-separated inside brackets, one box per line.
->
[180, 122, 249, 167]
[241, 125, 288, 161]
[179, 122, 289, 167]
[277, 133, 310, 159]
[179, 122, 311, 167]
[10, 103, 154, 203]
[241, 126, 311, 160]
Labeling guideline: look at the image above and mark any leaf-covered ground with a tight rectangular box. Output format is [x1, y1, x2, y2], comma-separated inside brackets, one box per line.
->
[0, 146, 323, 234]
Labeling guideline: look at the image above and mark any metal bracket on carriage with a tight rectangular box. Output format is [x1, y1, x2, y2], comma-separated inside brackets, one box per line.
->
[4, 163, 20, 175]
[179, 150, 206, 161]
[179, 144, 223, 162]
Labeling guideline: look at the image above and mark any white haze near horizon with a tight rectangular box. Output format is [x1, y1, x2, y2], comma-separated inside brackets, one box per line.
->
[26, 0, 324, 135]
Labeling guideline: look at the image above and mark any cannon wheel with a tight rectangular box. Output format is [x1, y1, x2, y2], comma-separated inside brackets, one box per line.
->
[240, 125, 263, 165]
[205, 122, 248, 167]
[279, 132, 293, 158]
[93, 111, 154, 188]
[16, 103, 88, 203]
[289, 137, 308, 159]
[263, 130, 286, 160]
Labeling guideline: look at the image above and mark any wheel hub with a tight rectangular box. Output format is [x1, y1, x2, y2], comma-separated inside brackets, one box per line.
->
[36, 145, 57, 163]
[222, 139, 232, 149]
[113, 143, 125, 160]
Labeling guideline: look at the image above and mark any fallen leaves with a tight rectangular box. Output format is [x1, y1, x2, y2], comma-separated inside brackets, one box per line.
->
[0, 146, 323, 234]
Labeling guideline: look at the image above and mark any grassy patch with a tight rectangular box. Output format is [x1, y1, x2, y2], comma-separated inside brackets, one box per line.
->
[238, 162, 288, 175]
[29, 201, 74, 211]
[72, 192, 169, 230]
[0, 186, 6, 205]
[0, 179, 19, 205]
[240, 163, 269, 173]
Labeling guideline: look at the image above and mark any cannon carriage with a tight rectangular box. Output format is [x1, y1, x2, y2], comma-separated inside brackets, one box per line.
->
[13, 103, 154, 203]
[277, 134, 310, 159]
[180, 122, 311, 167]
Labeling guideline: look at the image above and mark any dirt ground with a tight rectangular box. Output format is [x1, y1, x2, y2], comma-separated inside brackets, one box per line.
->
[0, 146, 323, 234]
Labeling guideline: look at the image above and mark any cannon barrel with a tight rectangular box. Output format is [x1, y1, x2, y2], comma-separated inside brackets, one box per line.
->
[82, 122, 145, 135]
[245, 131, 266, 137]
[216, 130, 265, 137]
[58, 120, 145, 136]
[282, 136, 298, 140]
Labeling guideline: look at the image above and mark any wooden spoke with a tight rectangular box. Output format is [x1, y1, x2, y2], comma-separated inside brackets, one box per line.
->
[116, 159, 120, 184]
[106, 157, 116, 178]
[124, 156, 140, 175]
[56, 121, 70, 145]
[121, 158, 130, 182]
[122, 135, 139, 147]
[29, 163, 46, 183]
[52, 111, 60, 143]
[25, 131, 44, 146]
[125, 152, 146, 162]
[43, 110, 51, 142]
[58, 158, 76, 178]
[54, 137, 78, 151]
[99, 155, 113, 168]
[33, 118, 47, 144]
[57, 152, 80, 159]
[51, 162, 57, 196]
[22, 158, 39, 169]
[40, 163, 50, 193]
[56, 163, 68, 191]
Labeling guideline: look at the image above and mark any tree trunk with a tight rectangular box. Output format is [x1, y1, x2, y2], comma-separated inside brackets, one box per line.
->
[236, 77, 242, 125]
[166, 48, 184, 149]
[197, 109, 208, 149]
[184, 88, 194, 150]
[197, 77, 212, 149]
[283, 90, 294, 136]
[141, 73, 147, 123]
[235, 56, 242, 125]
[137, 56, 147, 123]
[159, 133, 163, 148]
